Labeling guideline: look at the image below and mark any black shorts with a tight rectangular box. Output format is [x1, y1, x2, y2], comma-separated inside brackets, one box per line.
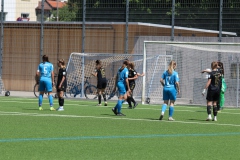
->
[129, 82, 135, 91]
[206, 90, 220, 101]
[57, 83, 67, 92]
[97, 80, 107, 89]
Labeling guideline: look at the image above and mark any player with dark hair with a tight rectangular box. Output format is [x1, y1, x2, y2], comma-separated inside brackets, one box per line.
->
[36, 55, 55, 111]
[202, 61, 221, 121]
[112, 60, 131, 116]
[56, 59, 67, 111]
[92, 60, 108, 106]
[126, 62, 145, 109]
[159, 60, 180, 121]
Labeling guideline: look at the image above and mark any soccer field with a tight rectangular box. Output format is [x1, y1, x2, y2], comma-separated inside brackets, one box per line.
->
[0, 96, 240, 160]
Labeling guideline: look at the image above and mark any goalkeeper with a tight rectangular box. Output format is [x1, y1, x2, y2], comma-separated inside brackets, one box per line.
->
[92, 60, 108, 106]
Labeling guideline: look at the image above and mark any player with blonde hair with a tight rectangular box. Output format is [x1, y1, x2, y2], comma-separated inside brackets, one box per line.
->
[159, 60, 180, 121]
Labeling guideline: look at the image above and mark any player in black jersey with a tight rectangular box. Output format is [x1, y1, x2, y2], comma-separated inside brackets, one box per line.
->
[126, 62, 145, 109]
[56, 59, 67, 111]
[92, 60, 108, 106]
[202, 61, 221, 121]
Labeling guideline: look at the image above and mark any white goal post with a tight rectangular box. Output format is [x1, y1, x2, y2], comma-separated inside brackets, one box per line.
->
[143, 41, 240, 107]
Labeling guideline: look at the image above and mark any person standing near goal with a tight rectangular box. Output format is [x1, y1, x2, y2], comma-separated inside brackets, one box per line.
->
[56, 59, 67, 111]
[112, 60, 131, 116]
[126, 62, 145, 109]
[159, 60, 180, 121]
[36, 55, 55, 111]
[92, 60, 108, 106]
[202, 61, 221, 121]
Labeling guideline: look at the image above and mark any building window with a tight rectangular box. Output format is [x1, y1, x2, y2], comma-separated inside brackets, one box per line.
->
[21, 13, 29, 18]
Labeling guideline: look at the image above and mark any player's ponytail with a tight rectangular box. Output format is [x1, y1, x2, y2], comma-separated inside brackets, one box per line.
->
[167, 60, 176, 75]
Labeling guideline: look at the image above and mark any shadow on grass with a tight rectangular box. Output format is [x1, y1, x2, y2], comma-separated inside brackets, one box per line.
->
[188, 118, 207, 121]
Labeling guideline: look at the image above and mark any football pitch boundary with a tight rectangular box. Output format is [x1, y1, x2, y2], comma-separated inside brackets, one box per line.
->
[0, 111, 240, 127]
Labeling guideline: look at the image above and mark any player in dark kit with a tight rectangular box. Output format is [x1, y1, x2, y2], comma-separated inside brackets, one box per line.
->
[126, 62, 140, 109]
[92, 60, 108, 106]
[202, 61, 221, 121]
[56, 59, 67, 111]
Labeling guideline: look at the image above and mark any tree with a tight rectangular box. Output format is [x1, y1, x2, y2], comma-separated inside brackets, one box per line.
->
[51, 2, 78, 21]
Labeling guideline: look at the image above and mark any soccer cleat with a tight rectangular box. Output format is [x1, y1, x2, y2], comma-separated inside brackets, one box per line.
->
[168, 117, 175, 121]
[50, 107, 56, 111]
[127, 106, 132, 109]
[133, 102, 138, 109]
[159, 115, 164, 120]
[206, 117, 212, 121]
[39, 107, 43, 111]
[212, 117, 217, 121]
[57, 107, 64, 111]
[97, 104, 102, 106]
[104, 102, 107, 106]
[112, 107, 117, 115]
[117, 113, 126, 116]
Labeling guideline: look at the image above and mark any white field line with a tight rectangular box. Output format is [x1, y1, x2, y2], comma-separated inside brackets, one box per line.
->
[0, 111, 240, 127]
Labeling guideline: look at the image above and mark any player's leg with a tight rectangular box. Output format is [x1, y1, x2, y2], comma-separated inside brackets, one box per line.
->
[45, 80, 55, 111]
[57, 90, 64, 111]
[212, 92, 220, 121]
[206, 91, 213, 121]
[38, 80, 45, 110]
[126, 89, 133, 109]
[112, 83, 126, 116]
[168, 88, 177, 121]
[97, 89, 102, 106]
[159, 88, 169, 120]
[129, 83, 138, 108]
[101, 80, 107, 106]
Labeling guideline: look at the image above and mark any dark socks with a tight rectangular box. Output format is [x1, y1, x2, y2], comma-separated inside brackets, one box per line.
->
[207, 105, 211, 115]
[98, 95, 101, 104]
[213, 105, 218, 116]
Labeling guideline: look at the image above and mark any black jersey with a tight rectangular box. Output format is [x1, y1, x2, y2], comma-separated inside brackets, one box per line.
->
[208, 70, 221, 92]
[95, 67, 107, 83]
[128, 68, 137, 83]
[57, 67, 67, 86]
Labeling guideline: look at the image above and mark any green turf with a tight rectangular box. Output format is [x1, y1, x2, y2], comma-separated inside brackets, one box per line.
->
[0, 96, 240, 160]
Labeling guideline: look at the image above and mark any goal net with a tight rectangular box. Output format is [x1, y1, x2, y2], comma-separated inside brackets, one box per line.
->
[144, 41, 240, 107]
[66, 53, 171, 102]
[0, 76, 5, 95]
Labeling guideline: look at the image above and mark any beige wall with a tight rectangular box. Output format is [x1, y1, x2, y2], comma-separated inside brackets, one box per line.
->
[16, 0, 39, 21]
[2, 23, 219, 91]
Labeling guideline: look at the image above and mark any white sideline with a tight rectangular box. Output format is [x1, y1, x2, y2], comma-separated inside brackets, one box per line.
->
[0, 111, 240, 127]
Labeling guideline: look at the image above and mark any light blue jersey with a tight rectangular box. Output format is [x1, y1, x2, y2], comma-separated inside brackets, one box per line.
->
[117, 67, 129, 95]
[161, 70, 179, 101]
[38, 62, 54, 92]
[117, 67, 129, 85]
[161, 70, 179, 89]
[38, 62, 54, 81]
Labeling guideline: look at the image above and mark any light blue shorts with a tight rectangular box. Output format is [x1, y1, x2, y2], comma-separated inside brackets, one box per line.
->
[39, 79, 52, 92]
[117, 83, 126, 96]
[163, 87, 177, 101]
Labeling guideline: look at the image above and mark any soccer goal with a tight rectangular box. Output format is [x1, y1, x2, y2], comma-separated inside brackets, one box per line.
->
[66, 52, 171, 102]
[143, 41, 240, 107]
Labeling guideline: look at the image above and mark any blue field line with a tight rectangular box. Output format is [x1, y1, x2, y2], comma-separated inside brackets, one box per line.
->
[1, 132, 240, 143]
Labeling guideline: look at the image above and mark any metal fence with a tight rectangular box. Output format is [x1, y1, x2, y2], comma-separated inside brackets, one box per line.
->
[0, 0, 240, 95]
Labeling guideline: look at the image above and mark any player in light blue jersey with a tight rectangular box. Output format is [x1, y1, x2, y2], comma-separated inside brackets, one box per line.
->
[36, 55, 55, 111]
[112, 60, 131, 116]
[159, 60, 180, 121]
